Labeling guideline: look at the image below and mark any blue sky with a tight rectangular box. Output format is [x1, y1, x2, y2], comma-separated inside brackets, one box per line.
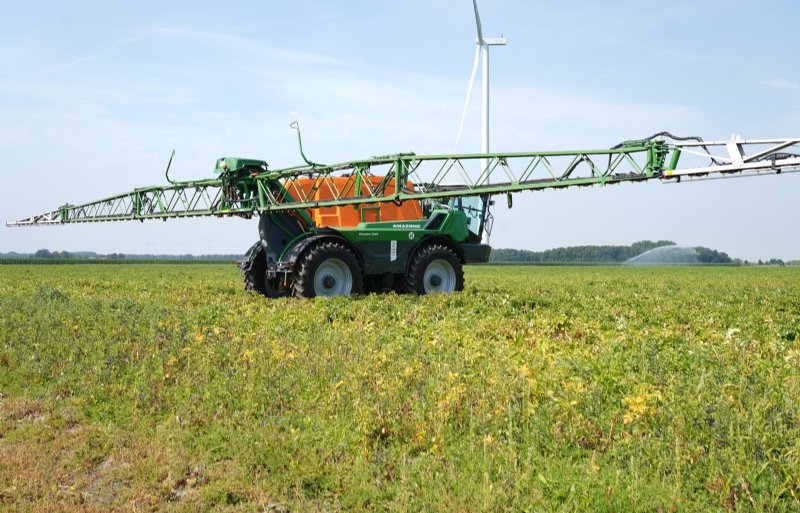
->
[2, 0, 799, 259]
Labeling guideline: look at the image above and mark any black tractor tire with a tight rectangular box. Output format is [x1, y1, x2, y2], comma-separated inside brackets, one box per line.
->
[293, 241, 364, 299]
[244, 249, 291, 298]
[405, 244, 464, 295]
[244, 249, 268, 296]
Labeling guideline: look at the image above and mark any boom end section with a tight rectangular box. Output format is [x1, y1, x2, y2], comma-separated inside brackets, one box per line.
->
[6, 207, 67, 227]
[664, 137, 800, 179]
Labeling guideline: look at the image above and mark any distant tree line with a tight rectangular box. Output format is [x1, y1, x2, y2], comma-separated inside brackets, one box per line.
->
[6, 249, 239, 261]
[31, 249, 123, 259]
[693, 247, 733, 264]
[490, 240, 678, 263]
[33, 249, 73, 259]
[4, 247, 791, 265]
[489, 241, 747, 264]
[755, 258, 787, 266]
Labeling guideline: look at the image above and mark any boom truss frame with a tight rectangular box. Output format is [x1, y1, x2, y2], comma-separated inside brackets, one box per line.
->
[7, 137, 800, 227]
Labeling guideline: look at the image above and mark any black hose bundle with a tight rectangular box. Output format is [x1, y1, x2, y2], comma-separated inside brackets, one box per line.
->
[612, 131, 725, 166]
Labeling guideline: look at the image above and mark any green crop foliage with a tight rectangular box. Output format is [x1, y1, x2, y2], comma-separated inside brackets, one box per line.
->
[1, 264, 799, 512]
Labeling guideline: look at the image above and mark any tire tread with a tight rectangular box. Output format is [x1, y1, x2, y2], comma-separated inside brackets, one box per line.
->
[293, 241, 363, 298]
[405, 243, 464, 294]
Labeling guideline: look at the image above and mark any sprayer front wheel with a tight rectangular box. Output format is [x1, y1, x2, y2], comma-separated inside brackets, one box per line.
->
[405, 244, 464, 294]
[293, 241, 363, 299]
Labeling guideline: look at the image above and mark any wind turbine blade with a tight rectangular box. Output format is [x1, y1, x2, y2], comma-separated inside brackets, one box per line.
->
[472, 0, 484, 43]
[454, 45, 481, 151]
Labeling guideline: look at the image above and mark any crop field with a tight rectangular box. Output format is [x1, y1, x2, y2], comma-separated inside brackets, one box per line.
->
[1, 264, 799, 512]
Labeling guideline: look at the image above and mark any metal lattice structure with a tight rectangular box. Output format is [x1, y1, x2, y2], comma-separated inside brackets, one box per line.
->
[7, 136, 800, 227]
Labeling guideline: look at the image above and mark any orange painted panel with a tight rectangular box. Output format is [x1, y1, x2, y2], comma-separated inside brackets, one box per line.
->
[283, 176, 423, 228]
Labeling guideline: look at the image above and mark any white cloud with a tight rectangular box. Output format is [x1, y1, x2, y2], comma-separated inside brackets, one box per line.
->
[494, 85, 701, 150]
[142, 26, 349, 67]
[760, 78, 798, 90]
[48, 36, 142, 74]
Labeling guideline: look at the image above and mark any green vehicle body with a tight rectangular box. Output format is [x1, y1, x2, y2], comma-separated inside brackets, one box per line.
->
[239, 197, 492, 296]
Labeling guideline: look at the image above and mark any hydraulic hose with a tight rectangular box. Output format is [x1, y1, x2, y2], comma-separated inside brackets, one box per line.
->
[611, 132, 725, 167]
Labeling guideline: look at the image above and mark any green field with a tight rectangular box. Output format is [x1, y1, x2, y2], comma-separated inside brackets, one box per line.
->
[1, 264, 799, 512]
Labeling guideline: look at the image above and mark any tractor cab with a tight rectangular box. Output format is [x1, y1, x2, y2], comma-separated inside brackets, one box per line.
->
[419, 194, 492, 242]
[448, 195, 491, 242]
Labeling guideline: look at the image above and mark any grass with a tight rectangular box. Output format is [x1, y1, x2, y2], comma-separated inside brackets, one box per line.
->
[1, 264, 799, 512]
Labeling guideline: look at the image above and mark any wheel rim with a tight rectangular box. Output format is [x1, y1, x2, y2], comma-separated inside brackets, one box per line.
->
[313, 258, 353, 296]
[423, 259, 457, 293]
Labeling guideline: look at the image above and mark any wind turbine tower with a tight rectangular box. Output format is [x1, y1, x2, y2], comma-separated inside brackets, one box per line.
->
[472, 0, 506, 164]
[456, 0, 506, 244]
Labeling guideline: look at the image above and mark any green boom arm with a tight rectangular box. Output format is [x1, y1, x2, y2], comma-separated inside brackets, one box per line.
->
[7, 136, 800, 227]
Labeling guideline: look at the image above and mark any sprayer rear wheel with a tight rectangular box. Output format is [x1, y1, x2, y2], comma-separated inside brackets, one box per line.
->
[244, 251, 268, 296]
[244, 249, 290, 298]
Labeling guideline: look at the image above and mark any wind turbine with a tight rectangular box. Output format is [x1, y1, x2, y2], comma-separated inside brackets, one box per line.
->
[454, 0, 506, 244]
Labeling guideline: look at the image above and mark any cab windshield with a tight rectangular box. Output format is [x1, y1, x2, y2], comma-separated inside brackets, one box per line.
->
[449, 196, 486, 239]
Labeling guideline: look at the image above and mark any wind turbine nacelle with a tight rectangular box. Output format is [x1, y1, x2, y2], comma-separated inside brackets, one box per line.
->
[482, 37, 507, 46]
